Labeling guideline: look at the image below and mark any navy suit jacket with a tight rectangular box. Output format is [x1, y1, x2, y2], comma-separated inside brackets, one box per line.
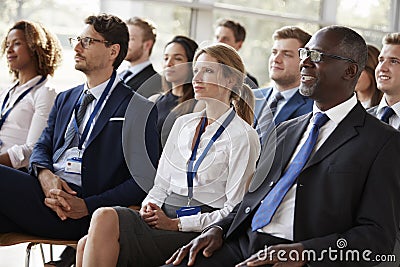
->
[30, 81, 159, 214]
[125, 64, 162, 98]
[216, 103, 400, 266]
[253, 87, 313, 128]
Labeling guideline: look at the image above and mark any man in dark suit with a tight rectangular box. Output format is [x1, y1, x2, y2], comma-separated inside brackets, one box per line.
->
[165, 26, 400, 267]
[0, 14, 159, 242]
[215, 18, 259, 88]
[120, 17, 162, 98]
[253, 26, 313, 145]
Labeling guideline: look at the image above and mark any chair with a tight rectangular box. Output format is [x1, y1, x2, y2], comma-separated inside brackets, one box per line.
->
[0, 206, 139, 267]
[0, 232, 77, 267]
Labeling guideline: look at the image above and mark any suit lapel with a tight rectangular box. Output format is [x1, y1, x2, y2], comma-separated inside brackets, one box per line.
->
[248, 114, 311, 193]
[86, 83, 130, 147]
[304, 104, 364, 170]
[275, 91, 304, 124]
[58, 86, 83, 138]
[254, 88, 273, 124]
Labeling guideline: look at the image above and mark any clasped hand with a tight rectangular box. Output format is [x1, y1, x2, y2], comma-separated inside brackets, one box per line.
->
[140, 202, 179, 231]
[38, 168, 88, 220]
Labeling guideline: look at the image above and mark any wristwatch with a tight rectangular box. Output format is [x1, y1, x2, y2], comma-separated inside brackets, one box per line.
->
[177, 218, 182, 231]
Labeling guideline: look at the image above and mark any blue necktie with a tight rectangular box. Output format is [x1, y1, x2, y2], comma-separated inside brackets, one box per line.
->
[121, 70, 132, 82]
[256, 92, 284, 145]
[251, 112, 329, 231]
[380, 106, 395, 124]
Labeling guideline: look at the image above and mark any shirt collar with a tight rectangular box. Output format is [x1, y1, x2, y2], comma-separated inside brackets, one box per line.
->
[312, 93, 358, 125]
[84, 75, 119, 100]
[272, 86, 298, 101]
[203, 107, 234, 131]
[376, 95, 400, 118]
[127, 60, 151, 77]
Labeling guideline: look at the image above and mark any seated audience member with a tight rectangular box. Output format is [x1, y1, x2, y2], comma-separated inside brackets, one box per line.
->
[165, 26, 400, 267]
[369, 32, 400, 267]
[253, 26, 313, 146]
[215, 18, 258, 88]
[355, 44, 382, 108]
[75, 43, 261, 267]
[149, 35, 201, 147]
[119, 16, 162, 98]
[0, 20, 61, 169]
[0, 13, 158, 242]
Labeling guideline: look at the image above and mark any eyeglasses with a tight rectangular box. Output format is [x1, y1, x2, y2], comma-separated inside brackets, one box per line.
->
[69, 36, 112, 49]
[298, 48, 357, 64]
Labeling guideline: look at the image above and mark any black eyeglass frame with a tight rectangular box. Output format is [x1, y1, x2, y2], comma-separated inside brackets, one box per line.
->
[298, 48, 357, 64]
[69, 36, 112, 49]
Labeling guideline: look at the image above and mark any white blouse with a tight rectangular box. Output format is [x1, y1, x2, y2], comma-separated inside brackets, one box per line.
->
[0, 75, 57, 168]
[143, 108, 261, 232]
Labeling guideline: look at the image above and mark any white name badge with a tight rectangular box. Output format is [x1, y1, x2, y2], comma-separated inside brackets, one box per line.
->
[65, 157, 82, 175]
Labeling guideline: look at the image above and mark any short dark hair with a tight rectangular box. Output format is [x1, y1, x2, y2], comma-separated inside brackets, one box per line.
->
[85, 14, 128, 69]
[216, 18, 246, 42]
[273, 26, 311, 47]
[126, 17, 157, 55]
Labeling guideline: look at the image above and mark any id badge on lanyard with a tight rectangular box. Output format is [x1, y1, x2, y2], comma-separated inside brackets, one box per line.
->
[176, 109, 235, 218]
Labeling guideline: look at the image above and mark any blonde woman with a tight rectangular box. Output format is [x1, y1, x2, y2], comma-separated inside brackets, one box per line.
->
[76, 43, 260, 267]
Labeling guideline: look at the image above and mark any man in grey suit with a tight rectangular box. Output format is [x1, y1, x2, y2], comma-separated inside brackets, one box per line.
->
[120, 17, 162, 98]
[254, 26, 313, 145]
[165, 26, 400, 267]
[369, 32, 400, 267]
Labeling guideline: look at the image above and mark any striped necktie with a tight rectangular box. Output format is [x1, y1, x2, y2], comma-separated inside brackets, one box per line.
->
[251, 112, 329, 231]
[52, 92, 95, 162]
[256, 92, 284, 145]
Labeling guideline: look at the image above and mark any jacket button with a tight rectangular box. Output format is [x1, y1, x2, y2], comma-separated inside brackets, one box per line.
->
[269, 181, 274, 187]
[245, 207, 251, 213]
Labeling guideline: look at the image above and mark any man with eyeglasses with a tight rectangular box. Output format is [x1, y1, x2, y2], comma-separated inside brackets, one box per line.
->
[253, 26, 313, 147]
[164, 25, 400, 267]
[0, 13, 159, 263]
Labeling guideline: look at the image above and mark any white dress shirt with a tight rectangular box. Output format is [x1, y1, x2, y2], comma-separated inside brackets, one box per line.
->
[53, 77, 119, 186]
[143, 108, 261, 232]
[260, 94, 358, 240]
[375, 96, 400, 129]
[0, 75, 56, 168]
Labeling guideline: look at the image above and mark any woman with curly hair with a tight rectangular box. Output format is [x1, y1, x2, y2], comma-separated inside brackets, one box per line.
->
[0, 20, 62, 169]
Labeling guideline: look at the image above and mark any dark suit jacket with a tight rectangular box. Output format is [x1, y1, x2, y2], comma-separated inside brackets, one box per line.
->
[125, 64, 162, 98]
[217, 103, 400, 266]
[254, 87, 313, 127]
[30, 81, 159, 214]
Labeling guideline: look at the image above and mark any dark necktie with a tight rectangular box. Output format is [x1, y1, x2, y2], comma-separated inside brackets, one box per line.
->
[251, 112, 329, 231]
[380, 106, 395, 124]
[256, 92, 284, 145]
[52, 92, 96, 162]
[122, 70, 132, 82]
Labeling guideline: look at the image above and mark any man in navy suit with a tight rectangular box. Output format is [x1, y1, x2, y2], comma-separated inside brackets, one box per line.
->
[165, 26, 400, 267]
[120, 17, 162, 98]
[0, 14, 159, 241]
[254, 26, 313, 145]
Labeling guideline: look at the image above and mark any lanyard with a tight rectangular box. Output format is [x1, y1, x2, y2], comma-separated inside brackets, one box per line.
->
[0, 76, 46, 130]
[73, 71, 116, 150]
[186, 108, 236, 205]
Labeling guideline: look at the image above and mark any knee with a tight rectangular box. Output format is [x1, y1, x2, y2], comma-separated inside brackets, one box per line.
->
[77, 235, 87, 255]
[89, 207, 119, 235]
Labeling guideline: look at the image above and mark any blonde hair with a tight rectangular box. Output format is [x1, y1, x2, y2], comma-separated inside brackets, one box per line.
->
[193, 43, 255, 125]
[1, 20, 62, 80]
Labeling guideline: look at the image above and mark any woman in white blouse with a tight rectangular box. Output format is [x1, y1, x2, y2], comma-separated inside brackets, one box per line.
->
[76, 43, 261, 267]
[0, 20, 61, 169]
